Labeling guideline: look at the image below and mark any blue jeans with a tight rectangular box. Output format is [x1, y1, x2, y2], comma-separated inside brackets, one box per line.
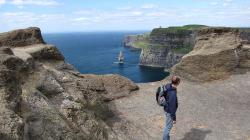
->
[163, 112, 173, 140]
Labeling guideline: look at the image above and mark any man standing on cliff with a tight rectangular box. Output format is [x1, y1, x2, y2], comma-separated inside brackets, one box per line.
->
[162, 76, 180, 140]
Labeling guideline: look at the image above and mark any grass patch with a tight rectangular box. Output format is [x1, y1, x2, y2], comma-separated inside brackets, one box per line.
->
[171, 45, 194, 54]
[132, 41, 150, 49]
[151, 24, 208, 36]
[132, 41, 165, 49]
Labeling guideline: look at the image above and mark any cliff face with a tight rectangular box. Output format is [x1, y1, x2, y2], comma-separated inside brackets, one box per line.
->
[139, 47, 184, 68]
[123, 33, 149, 49]
[137, 25, 203, 68]
[125, 25, 250, 69]
[0, 28, 139, 140]
[149, 28, 195, 48]
[172, 27, 250, 82]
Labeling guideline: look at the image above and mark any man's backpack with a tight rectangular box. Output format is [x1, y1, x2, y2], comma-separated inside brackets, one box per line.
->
[155, 85, 166, 106]
[156, 84, 169, 106]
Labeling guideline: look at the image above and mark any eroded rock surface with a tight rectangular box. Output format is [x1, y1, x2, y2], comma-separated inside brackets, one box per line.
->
[172, 27, 250, 82]
[0, 27, 45, 47]
[0, 47, 24, 139]
[0, 27, 139, 140]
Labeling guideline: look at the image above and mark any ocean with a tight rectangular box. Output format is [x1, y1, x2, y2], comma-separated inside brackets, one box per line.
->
[43, 32, 168, 83]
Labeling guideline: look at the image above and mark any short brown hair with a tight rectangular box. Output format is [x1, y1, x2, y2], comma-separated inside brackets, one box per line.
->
[171, 76, 180, 85]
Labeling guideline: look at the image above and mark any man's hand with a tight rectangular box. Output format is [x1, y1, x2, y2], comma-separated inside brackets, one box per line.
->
[173, 121, 176, 124]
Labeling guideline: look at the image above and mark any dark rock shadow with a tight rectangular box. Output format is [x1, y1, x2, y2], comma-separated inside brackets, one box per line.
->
[180, 128, 212, 140]
[0, 133, 15, 140]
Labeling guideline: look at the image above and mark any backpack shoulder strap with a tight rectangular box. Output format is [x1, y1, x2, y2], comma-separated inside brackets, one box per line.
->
[164, 83, 176, 93]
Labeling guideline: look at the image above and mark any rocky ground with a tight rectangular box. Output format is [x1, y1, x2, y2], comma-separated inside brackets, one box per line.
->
[109, 72, 250, 140]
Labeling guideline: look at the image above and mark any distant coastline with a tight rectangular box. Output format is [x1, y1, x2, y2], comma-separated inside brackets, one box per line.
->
[43, 31, 168, 83]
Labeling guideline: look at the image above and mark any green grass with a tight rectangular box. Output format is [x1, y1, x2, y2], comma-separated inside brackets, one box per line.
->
[151, 24, 208, 36]
[171, 45, 194, 54]
[182, 24, 208, 30]
[132, 41, 165, 49]
[238, 28, 250, 32]
[130, 25, 208, 50]
[132, 41, 149, 49]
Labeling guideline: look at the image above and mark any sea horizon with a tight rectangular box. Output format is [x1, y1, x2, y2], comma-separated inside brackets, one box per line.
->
[43, 31, 168, 83]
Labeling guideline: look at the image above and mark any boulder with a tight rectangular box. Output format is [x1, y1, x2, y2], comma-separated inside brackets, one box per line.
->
[171, 27, 250, 82]
[13, 44, 64, 61]
[0, 27, 45, 47]
[83, 74, 139, 101]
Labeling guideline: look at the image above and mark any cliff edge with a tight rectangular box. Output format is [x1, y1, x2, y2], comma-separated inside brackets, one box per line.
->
[0, 27, 139, 140]
[172, 27, 250, 82]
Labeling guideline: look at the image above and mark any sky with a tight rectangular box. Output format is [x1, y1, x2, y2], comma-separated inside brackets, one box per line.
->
[0, 0, 249, 33]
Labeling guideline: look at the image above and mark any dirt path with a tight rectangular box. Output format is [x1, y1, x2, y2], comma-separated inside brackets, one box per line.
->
[110, 72, 250, 140]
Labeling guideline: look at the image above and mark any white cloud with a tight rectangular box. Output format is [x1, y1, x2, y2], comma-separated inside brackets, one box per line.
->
[2, 0, 59, 6]
[73, 17, 89, 21]
[0, 0, 5, 5]
[209, 0, 234, 7]
[210, 2, 219, 6]
[1, 12, 66, 28]
[130, 11, 143, 16]
[1, 0, 249, 32]
[146, 12, 166, 17]
[141, 4, 158, 9]
[222, 0, 233, 7]
[73, 9, 98, 15]
[222, 2, 228, 7]
[117, 6, 133, 10]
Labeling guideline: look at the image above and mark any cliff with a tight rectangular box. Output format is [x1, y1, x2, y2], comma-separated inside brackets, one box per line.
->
[0, 27, 139, 140]
[171, 27, 250, 82]
[139, 47, 184, 68]
[123, 33, 150, 49]
[124, 25, 207, 68]
[125, 25, 250, 69]
[149, 26, 197, 48]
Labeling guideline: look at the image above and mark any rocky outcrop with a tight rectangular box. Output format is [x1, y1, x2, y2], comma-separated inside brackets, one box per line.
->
[83, 74, 139, 101]
[240, 30, 250, 44]
[0, 27, 139, 140]
[13, 44, 64, 61]
[172, 27, 250, 82]
[0, 47, 24, 139]
[0, 27, 45, 47]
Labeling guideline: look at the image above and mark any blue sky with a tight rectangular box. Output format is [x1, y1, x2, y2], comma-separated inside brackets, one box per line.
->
[0, 0, 249, 33]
